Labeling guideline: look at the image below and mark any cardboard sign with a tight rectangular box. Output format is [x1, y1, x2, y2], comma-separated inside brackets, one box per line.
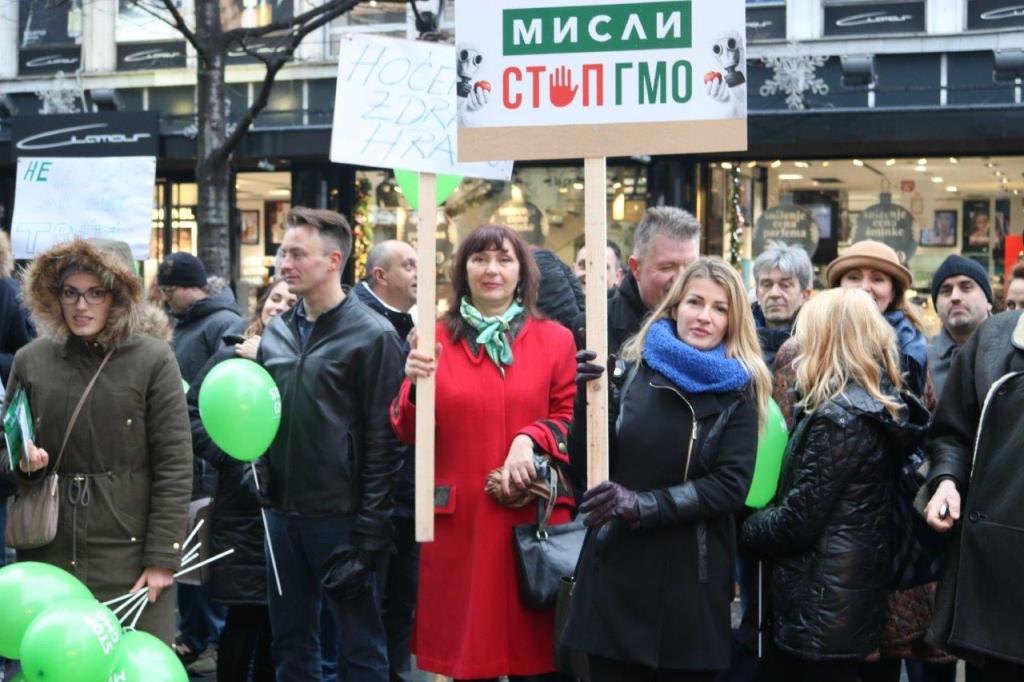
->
[456, 0, 747, 161]
[330, 34, 513, 181]
[11, 156, 157, 260]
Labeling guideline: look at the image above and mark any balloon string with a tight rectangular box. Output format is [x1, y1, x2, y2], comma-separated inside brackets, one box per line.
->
[112, 589, 149, 619]
[251, 463, 283, 597]
[181, 518, 205, 557]
[125, 591, 149, 631]
[173, 548, 234, 580]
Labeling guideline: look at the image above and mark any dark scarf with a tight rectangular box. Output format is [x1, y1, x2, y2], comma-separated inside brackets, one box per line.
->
[642, 319, 751, 394]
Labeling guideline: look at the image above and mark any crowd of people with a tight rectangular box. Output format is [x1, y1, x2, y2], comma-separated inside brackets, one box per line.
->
[0, 204, 1023, 682]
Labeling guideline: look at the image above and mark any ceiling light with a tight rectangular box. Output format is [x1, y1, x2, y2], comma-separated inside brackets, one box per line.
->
[721, 162, 734, 169]
[946, 185, 958, 193]
[1002, 178, 1009, 184]
[914, 165, 927, 172]
[746, 161, 758, 168]
[559, 187, 568, 194]
[853, 159, 864, 167]
[917, 158, 927, 165]
[949, 157, 959, 164]
[995, 170, 1006, 176]
[573, 181, 584, 190]
[931, 176, 943, 183]
[778, 174, 804, 181]
[771, 160, 782, 168]
[794, 161, 810, 168]
[885, 158, 896, 166]
[821, 161, 830, 167]
[268, 189, 291, 197]
[612, 181, 622, 189]
[1015, 189, 1021, 196]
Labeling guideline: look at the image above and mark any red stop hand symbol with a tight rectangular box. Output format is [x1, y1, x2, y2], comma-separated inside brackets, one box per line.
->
[549, 66, 578, 108]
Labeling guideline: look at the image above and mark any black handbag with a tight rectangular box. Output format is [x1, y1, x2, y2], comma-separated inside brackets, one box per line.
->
[554, 547, 591, 680]
[512, 464, 586, 610]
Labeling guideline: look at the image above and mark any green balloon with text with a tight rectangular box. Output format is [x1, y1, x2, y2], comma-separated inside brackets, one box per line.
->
[106, 630, 188, 682]
[394, 170, 463, 210]
[0, 561, 93, 659]
[20, 599, 122, 682]
[198, 358, 282, 462]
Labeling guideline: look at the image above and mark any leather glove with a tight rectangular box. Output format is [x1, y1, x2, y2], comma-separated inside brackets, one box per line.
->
[241, 464, 272, 509]
[579, 480, 639, 529]
[575, 350, 606, 386]
[321, 546, 375, 601]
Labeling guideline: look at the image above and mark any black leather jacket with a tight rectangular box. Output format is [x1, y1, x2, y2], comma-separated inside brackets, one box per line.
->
[742, 384, 929, 660]
[256, 294, 405, 554]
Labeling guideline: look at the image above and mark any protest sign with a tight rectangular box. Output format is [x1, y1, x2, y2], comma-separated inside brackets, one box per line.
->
[330, 34, 513, 181]
[11, 156, 156, 260]
[456, 0, 748, 161]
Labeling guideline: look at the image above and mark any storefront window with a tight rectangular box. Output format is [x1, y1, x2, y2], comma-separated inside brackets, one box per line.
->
[355, 165, 649, 300]
[739, 155, 1024, 313]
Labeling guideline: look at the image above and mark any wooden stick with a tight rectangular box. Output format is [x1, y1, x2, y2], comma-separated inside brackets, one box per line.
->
[415, 173, 438, 543]
[584, 157, 609, 487]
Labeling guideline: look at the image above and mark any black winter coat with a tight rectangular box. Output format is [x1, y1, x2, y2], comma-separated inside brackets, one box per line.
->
[256, 294, 404, 555]
[571, 270, 647, 353]
[170, 292, 241, 383]
[742, 384, 929, 660]
[562, 361, 758, 670]
[187, 325, 267, 606]
[926, 311, 1024, 664]
[532, 248, 584, 332]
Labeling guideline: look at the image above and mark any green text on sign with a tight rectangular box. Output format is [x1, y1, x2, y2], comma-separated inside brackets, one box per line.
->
[503, 1, 692, 56]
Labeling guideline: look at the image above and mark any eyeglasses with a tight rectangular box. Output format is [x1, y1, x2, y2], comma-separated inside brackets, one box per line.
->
[60, 286, 111, 306]
[158, 285, 177, 296]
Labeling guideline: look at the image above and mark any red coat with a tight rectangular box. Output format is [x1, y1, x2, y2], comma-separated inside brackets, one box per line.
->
[391, 316, 576, 679]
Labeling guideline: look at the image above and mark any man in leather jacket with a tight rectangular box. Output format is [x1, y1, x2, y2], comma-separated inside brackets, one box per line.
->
[256, 207, 404, 682]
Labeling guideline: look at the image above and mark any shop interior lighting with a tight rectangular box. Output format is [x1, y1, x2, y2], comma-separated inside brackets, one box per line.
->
[720, 162, 734, 169]
[914, 165, 927, 172]
[852, 159, 865, 167]
[573, 181, 584, 190]
[778, 174, 804, 181]
[949, 157, 959, 164]
[885, 159, 896, 166]
[917, 158, 928, 165]
[821, 161, 830, 167]
[946, 186, 958, 193]
[558, 187, 568, 194]
[1014, 189, 1021, 196]
[771, 160, 782, 168]
[612, 181, 622, 189]
[746, 161, 759, 168]
[794, 161, 810, 168]
[931, 177, 943, 183]
[269, 189, 291, 197]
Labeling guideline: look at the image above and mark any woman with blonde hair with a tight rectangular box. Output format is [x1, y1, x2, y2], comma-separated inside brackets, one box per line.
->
[564, 256, 770, 681]
[742, 288, 929, 682]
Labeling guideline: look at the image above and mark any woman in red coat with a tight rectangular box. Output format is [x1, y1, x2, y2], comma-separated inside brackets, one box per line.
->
[391, 223, 577, 681]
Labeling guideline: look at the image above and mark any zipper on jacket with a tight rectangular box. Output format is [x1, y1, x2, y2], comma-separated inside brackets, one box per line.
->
[648, 381, 699, 481]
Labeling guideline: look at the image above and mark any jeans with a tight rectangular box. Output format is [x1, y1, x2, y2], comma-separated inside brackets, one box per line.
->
[177, 584, 227, 653]
[382, 516, 419, 682]
[265, 509, 389, 682]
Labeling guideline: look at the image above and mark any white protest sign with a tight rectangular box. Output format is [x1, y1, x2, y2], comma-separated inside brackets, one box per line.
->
[456, 0, 748, 161]
[330, 34, 513, 181]
[11, 156, 156, 260]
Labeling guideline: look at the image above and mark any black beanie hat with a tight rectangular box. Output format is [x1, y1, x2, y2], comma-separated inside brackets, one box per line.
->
[931, 254, 992, 305]
[157, 252, 208, 288]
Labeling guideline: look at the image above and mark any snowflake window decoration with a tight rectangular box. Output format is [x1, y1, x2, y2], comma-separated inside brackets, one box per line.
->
[759, 55, 829, 111]
[35, 71, 83, 114]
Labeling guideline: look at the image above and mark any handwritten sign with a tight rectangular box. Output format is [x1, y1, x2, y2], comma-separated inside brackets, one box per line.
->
[456, 0, 747, 161]
[11, 156, 156, 260]
[330, 34, 513, 181]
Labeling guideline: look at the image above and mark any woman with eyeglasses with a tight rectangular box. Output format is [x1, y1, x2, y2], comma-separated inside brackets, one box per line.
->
[0, 239, 192, 644]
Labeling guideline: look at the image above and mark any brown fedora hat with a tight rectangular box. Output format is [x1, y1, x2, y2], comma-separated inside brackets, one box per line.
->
[825, 240, 912, 290]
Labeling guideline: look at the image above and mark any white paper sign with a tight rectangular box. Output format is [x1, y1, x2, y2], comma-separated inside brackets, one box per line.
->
[329, 34, 513, 181]
[456, 0, 747, 127]
[11, 156, 157, 260]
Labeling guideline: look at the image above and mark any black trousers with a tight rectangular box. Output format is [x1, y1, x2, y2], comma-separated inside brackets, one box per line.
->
[588, 656, 717, 682]
[979, 658, 1024, 681]
[777, 654, 860, 682]
[216, 603, 274, 682]
[382, 516, 419, 682]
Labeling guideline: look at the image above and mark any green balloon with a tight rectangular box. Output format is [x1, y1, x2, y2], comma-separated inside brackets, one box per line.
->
[393, 169, 463, 211]
[746, 398, 789, 509]
[0, 562, 93, 658]
[9, 673, 28, 682]
[106, 630, 187, 682]
[198, 358, 281, 461]
[20, 598, 122, 682]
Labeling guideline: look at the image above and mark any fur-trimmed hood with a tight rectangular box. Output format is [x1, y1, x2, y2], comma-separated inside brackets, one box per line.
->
[21, 239, 143, 349]
[140, 303, 173, 343]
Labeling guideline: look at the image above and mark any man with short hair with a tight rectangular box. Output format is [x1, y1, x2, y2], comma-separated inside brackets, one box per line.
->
[352, 240, 418, 682]
[928, 255, 993, 397]
[574, 240, 625, 290]
[257, 207, 403, 682]
[574, 207, 701, 353]
[752, 244, 813, 370]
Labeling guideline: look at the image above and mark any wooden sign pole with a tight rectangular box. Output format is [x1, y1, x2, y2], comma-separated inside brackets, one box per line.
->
[415, 173, 438, 542]
[583, 157, 609, 487]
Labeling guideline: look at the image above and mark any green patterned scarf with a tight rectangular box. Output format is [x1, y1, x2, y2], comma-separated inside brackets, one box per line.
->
[460, 296, 524, 368]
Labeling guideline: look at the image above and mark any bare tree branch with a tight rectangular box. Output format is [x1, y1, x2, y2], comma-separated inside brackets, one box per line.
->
[151, 0, 203, 54]
[223, 0, 364, 42]
[124, 0, 183, 37]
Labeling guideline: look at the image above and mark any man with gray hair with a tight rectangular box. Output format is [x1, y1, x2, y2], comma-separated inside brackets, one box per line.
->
[574, 206, 701, 353]
[751, 243, 813, 371]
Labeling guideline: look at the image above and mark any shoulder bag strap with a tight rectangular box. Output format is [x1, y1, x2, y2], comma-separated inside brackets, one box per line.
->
[50, 349, 114, 473]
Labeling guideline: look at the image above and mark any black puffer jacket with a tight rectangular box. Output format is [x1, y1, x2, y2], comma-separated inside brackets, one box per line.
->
[170, 291, 241, 383]
[572, 270, 646, 353]
[187, 323, 266, 606]
[742, 384, 929, 660]
[256, 294, 404, 555]
[532, 248, 584, 331]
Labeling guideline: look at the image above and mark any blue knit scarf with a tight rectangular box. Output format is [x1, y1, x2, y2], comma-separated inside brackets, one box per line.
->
[642, 319, 751, 394]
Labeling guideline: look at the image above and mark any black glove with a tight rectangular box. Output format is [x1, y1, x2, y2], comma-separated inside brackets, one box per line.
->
[241, 464, 272, 509]
[575, 350, 606, 386]
[321, 546, 375, 601]
[579, 480, 639, 528]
